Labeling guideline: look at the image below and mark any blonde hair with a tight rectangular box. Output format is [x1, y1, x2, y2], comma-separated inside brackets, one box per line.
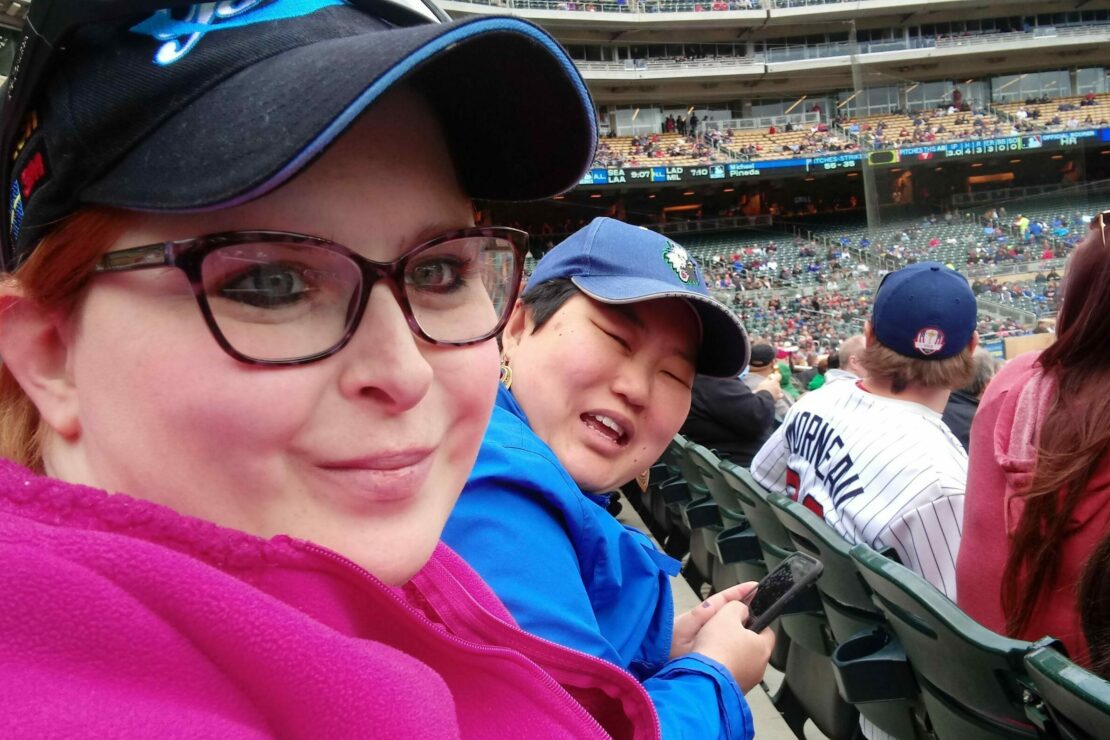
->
[0, 209, 127, 470]
[859, 339, 976, 394]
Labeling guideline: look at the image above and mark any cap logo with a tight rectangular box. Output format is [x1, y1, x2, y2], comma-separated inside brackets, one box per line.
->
[17, 148, 49, 200]
[913, 327, 946, 356]
[8, 179, 24, 244]
[662, 241, 697, 285]
[131, 0, 343, 66]
[10, 111, 39, 164]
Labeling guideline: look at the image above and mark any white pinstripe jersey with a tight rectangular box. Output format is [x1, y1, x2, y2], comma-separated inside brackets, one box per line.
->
[751, 379, 966, 599]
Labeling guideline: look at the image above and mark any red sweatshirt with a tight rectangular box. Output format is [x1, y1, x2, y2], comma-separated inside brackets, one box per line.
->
[957, 351, 1110, 665]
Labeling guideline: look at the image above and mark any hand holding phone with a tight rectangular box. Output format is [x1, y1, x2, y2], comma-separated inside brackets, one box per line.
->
[741, 552, 823, 633]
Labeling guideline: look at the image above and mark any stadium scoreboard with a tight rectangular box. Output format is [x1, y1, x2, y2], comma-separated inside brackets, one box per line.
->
[579, 127, 1110, 187]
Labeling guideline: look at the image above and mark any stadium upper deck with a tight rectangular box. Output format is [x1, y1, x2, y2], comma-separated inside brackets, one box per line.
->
[442, 0, 1110, 103]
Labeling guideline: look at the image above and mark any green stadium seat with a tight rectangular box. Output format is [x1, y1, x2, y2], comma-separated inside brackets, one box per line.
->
[1024, 647, 1110, 740]
[851, 544, 1064, 739]
[641, 435, 689, 544]
[674, 442, 717, 587]
[717, 461, 856, 739]
[770, 494, 928, 740]
[717, 461, 793, 574]
[687, 444, 759, 593]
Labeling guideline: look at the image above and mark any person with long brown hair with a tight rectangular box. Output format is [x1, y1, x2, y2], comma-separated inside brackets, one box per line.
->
[957, 212, 1110, 665]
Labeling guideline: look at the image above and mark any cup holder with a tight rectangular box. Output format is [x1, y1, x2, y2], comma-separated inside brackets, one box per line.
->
[832, 627, 919, 704]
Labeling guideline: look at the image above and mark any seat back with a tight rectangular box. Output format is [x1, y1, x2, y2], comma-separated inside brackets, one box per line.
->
[658, 434, 687, 478]
[687, 443, 745, 525]
[674, 438, 710, 500]
[769, 494, 883, 642]
[717, 460, 794, 570]
[772, 495, 927, 739]
[1025, 647, 1110, 740]
[851, 544, 1058, 739]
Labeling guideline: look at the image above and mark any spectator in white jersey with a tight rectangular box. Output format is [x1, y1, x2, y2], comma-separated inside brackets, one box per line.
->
[752, 262, 978, 599]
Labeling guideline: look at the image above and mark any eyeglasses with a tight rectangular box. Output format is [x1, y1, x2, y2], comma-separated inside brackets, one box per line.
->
[93, 227, 527, 365]
[0, 0, 448, 272]
[1089, 210, 1110, 249]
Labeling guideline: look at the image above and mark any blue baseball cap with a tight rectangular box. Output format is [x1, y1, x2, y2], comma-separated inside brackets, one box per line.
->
[527, 217, 750, 377]
[872, 262, 977, 360]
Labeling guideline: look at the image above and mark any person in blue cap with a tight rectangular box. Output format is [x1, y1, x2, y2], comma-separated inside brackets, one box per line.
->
[753, 262, 978, 602]
[443, 217, 775, 740]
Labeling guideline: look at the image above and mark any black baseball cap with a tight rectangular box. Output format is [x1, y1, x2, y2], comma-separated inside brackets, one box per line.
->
[747, 343, 776, 369]
[3, 0, 598, 270]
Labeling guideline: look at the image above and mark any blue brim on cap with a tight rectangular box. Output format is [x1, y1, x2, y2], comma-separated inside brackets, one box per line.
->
[572, 274, 750, 378]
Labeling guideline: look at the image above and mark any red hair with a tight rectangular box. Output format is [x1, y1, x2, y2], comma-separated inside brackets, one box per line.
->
[0, 209, 128, 470]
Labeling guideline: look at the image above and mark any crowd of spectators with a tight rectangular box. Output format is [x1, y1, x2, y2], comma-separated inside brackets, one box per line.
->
[833, 207, 1085, 269]
[592, 133, 722, 168]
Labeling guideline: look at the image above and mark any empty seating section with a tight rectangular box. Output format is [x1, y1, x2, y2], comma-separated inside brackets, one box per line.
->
[619, 446, 1110, 739]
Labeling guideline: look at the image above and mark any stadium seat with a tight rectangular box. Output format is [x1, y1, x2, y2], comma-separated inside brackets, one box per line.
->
[851, 544, 1065, 739]
[717, 461, 792, 573]
[686, 444, 759, 593]
[717, 461, 856, 739]
[676, 442, 719, 588]
[770, 494, 928, 740]
[1024, 647, 1110, 740]
[640, 435, 689, 543]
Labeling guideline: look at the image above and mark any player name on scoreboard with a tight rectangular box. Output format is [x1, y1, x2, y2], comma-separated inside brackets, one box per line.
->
[578, 127, 1108, 187]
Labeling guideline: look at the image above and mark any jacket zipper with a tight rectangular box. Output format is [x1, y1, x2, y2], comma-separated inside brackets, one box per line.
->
[302, 543, 619, 738]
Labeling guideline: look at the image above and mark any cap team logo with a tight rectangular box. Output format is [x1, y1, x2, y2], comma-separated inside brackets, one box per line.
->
[132, 0, 343, 66]
[913, 326, 946, 356]
[662, 241, 698, 285]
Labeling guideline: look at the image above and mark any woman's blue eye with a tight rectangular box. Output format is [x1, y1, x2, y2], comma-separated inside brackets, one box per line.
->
[408, 257, 464, 291]
[218, 263, 312, 308]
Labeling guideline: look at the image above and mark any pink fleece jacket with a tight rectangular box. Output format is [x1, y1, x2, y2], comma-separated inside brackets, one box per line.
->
[0, 460, 660, 738]
[957, 351, 1110, 664]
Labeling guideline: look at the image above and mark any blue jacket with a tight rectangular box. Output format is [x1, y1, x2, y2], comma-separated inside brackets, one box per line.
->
[443, 387, 754, 740]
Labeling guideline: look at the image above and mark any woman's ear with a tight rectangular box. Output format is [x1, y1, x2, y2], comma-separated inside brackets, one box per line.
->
[500, 299, 529, 357]
[0, 294, 80, 439]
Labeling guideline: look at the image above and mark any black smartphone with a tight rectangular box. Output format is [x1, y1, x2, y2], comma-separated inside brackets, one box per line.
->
[742, 552, 823, 633]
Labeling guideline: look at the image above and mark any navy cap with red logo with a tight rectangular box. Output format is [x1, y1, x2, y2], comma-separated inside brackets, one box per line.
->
[871, 262, 977, 360]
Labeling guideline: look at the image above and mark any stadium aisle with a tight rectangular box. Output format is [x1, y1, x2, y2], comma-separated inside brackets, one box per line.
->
[617, 500, 803, 740]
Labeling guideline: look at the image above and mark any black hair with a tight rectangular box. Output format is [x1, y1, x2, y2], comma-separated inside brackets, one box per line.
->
[521, 277, 580, 332]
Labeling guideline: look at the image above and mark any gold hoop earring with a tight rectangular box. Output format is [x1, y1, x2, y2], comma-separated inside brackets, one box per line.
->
[499, 363, 513, 389]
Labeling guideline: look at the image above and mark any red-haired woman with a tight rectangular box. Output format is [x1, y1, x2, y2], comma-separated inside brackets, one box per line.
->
[957, 213, 1110, 664]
